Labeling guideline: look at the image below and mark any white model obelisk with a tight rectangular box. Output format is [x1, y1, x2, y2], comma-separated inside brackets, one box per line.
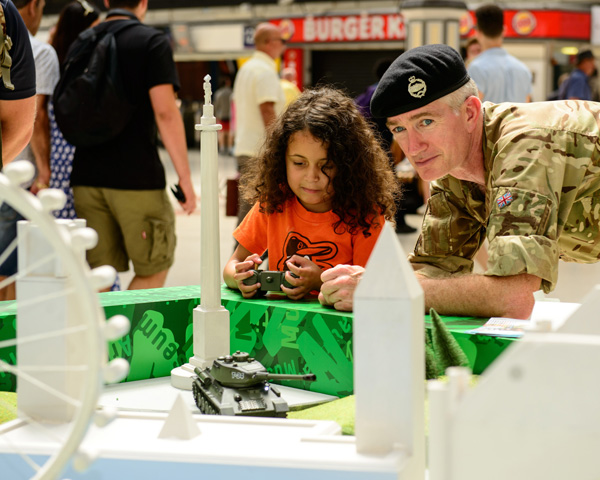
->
[353, 222, 426, 478]
[171, 75, 229, 390]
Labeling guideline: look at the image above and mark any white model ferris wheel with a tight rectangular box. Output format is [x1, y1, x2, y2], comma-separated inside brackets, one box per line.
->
[0, 161, 129, 480]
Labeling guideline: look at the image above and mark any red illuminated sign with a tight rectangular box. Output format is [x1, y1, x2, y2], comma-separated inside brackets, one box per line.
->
[273, 14, 406, 43]
[462, 10, 590, 40]
[273, 10, 589, 43]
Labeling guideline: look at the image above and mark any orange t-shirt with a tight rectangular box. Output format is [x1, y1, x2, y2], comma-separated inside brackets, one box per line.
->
[233, 197, 384, 271]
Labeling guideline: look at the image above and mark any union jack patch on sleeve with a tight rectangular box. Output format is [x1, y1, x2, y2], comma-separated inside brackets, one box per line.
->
[496, 191, 513, 209]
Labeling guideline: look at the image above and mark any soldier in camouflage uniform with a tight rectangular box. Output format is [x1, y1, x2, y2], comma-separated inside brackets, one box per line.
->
[319, 44, 600, 319]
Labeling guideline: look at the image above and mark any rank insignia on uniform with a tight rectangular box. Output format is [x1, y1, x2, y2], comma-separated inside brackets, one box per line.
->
[496, 191, 513, 208]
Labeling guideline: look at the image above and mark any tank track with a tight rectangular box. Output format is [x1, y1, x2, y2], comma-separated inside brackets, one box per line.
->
[192, 381, 219, 415]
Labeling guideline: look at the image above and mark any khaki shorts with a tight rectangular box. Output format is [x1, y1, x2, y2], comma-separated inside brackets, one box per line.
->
[73, 187, 176, 276]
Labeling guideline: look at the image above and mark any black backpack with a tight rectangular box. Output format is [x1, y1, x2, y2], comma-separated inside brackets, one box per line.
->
[53, 17, 138, 148]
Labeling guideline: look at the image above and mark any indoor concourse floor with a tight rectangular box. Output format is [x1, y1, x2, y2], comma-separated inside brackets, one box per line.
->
[118, 146, 600, 306]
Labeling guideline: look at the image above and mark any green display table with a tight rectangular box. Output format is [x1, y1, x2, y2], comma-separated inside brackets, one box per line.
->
[0, 285, 514, 395]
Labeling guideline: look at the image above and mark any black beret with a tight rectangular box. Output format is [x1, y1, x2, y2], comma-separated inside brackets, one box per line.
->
[371, 44, 470, 118]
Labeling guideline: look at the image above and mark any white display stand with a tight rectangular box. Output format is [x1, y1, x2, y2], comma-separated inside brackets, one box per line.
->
[3, 412, 402, 480]
[1, 223, 418, 480]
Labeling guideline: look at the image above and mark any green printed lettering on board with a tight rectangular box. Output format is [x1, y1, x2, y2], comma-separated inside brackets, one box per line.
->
[297, 314, 354, 397]
[263, 308, 302, 355]
[128, 310, 179, 381]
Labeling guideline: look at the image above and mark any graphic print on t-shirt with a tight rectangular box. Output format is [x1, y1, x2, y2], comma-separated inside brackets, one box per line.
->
[276, 231, 338, 271]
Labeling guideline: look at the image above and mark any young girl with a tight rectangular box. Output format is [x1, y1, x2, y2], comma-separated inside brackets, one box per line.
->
[223, 86, 399, 300]
[49, 0, 102, 220]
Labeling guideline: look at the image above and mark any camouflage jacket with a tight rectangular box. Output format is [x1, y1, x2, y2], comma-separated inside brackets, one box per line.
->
[410, 101, 600, 293]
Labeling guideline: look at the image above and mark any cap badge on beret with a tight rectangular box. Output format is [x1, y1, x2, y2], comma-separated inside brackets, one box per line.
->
[408, 76, 427, 99]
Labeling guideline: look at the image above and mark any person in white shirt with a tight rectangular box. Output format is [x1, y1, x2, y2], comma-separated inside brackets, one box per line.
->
[232, 22, 286, 226]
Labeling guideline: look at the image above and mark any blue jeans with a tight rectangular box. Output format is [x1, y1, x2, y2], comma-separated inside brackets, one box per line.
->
[0, 202, 24, 276]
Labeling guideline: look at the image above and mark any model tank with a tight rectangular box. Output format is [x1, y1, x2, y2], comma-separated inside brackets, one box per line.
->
[192, 350, 317, 417]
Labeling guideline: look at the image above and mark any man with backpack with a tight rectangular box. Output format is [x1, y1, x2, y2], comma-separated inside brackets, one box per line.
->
[65, 0, 197, 291]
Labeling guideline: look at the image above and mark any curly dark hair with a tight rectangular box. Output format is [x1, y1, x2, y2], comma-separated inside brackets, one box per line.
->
[240, 86, 399, 237]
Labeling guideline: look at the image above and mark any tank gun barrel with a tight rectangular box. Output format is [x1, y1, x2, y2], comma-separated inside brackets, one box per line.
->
[252, 372, 317, 382]
[194, 367, 213, 386]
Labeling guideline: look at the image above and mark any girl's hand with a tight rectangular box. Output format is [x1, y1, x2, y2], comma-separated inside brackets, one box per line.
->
[233, 253, 263, 298]
[281, 255, 323, 300]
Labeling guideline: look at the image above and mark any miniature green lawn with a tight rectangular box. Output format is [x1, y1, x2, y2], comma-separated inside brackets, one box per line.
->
[289, 394, 356, 435]
[289, 375, 479, 436]
[0, 392, 17, 424]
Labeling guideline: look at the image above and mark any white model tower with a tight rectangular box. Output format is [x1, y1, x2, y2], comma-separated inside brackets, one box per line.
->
[353, 222, 426, 478]
[171, 75, 230, 389]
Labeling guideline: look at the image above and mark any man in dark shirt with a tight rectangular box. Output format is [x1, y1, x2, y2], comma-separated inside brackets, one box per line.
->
[71, 0, 197, 290]
[558, 50, 596, 101]
[0, 0, 36, 164]
[0, 0, 37, 300]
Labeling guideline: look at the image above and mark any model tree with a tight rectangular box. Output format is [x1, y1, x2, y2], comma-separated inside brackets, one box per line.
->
[426, 308, 469, 378]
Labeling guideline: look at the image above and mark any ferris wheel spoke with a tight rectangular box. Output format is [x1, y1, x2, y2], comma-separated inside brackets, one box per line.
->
[0, 419, 65, 476]
[11, 365, 89, 373]
[0, 237, 18, 273]
[0, 251, 58, 295]
[0, 323, 88, 351]
[10, 284, 77, 313]
[0, 360, 84, 409]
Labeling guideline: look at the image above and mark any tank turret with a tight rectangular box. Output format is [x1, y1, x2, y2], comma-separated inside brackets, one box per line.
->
[191, 350, 316, 417]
